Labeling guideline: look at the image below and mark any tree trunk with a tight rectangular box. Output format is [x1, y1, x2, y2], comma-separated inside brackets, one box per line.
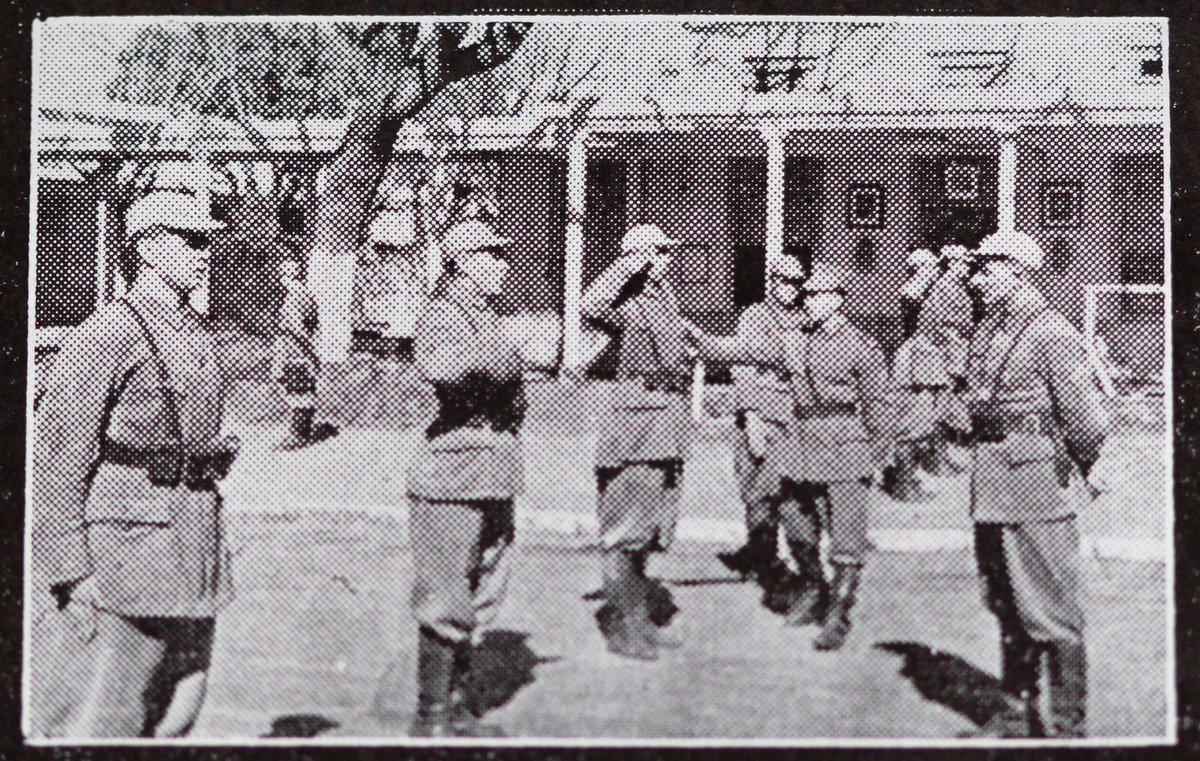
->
[307, 74, 426, 362]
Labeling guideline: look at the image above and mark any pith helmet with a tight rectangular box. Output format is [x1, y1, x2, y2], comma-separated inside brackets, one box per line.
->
[621, 224, 678, 253]
[975, 231, 1044, 271]
[906, 248, 938, 267]
[125, 190, 225, 240]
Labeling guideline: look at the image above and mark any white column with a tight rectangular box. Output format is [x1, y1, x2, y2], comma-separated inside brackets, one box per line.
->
[562, 131, 589, 370]
[997, 127, 1018, 233]
[762, 123, 785, 270]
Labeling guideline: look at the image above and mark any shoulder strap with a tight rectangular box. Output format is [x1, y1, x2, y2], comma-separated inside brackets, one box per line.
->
[120, 299, 184, 446]
[439, 297, 482, 335]
[986, 307, 1051, 401]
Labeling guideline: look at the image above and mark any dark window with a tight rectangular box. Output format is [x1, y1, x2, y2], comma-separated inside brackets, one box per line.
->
[36, 179, 98, 328]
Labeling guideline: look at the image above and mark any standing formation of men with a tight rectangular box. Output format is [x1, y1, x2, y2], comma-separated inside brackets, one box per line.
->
[30, 194, 1111, 738]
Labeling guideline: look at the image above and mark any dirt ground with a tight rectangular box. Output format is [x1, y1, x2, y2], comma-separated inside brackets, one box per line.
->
[194, 514, 1168, 741]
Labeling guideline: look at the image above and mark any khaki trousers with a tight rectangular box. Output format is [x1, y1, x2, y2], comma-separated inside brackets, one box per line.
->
[408, 498, 515, 644]
[29, 600, 214, 738]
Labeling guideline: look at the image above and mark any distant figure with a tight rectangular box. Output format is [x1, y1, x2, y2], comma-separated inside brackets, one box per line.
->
[886, 245, 973, 499]
[273, 259, 337, 449]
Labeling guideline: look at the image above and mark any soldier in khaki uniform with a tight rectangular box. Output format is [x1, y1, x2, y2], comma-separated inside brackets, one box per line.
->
[765, 263, 892, 650]
[961, 231, 1108, 738]
[686, 251, 828, 624]
[887, 246, 973, 498]
[582, 224, 693, 661]
[272, 258, 336, 449]
[30, 190, 238, 738]
[374, 221, 528, 738]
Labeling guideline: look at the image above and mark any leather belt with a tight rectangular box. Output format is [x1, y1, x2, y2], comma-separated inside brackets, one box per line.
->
[100, 439, 222, 489]
[638, 372, 690, 394]
[794, 401, 857, 418]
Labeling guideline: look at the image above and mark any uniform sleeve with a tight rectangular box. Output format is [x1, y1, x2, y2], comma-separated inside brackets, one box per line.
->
[582, 255, 642, 329]
[1038, 319, 1110, 472]
[854, 333, 894, 467]
[694, 307, 756, 363]
[413, 302, 477, 383]
[32, 314, 129, 587]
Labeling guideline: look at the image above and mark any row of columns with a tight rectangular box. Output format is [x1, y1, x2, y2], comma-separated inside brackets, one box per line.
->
[560, 123, 1022, 367]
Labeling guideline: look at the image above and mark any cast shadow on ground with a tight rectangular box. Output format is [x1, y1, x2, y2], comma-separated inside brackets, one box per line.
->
[261, 714, 341, 738]
[464, 630, 562, 716]
[874, 641, 1010, 727]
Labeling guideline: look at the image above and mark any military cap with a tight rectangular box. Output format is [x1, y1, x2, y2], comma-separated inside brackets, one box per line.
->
[906, 248, 938, 267]
[621, 224, 678, 253]
[976, 230, 1044, 271]
[441, 220, 511, 256]
[125, 190, 225, 240]
[939, 244, 971, 263]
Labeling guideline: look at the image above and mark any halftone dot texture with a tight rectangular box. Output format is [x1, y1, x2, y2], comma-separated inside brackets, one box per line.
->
[31, 18, 1167, 741]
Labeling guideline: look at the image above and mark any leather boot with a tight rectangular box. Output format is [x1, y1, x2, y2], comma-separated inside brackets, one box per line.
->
[1046, 642, 1087, 738]
[446, 642, 504, 738]
[718, 524, 776, 579]
[959, 631, 1045, 738]
[281, 408, 315, 450]
[783, 542, 828, 627]
[959, 694, 1042, 739]
[813, 563, 861, 651]
[409, 627, 457, 738]
[600, 550, 659, 661]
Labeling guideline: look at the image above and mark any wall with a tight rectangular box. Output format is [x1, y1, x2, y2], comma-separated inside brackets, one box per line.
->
[498, 152, 566, 313]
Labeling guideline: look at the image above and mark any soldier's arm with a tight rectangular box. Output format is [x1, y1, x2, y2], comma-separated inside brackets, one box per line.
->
[581, 253, 648, 326]
[691, 307, 762, 364]
[1038, 319, 1110, 473]
[32, 313, 130, 588]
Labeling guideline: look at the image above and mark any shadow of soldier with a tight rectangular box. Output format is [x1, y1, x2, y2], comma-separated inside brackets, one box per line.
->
[261, 714, 341, 738]
[874, 641, 1010, 729]
[462, 630, 562, 717]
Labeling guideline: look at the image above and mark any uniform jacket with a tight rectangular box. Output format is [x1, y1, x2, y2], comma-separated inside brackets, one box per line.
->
[890, 266, 973, 441]
[274, 279, 319, 373]
[407, 278, 525, 501]
[696, 299, 807, 425]
[767, 312, 893, 483]
[583, 261, 693, 466]
[966, 282, 1109, 524]
[32, 273, 232, 616]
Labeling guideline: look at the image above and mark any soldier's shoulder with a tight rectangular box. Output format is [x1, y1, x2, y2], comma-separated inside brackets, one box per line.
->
[71, 301, 139, 343]
[1030, 309, 1083, 343]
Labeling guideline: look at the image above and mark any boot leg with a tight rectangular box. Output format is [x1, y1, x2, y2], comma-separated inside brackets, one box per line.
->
[784, 541, 827, 627]
[599, 550, 658, 661]
[295, 407, 315, 441]
[963, 632, 1043, 738]
[813, 564, 861, 651]
[1047, 642, 1087, 738]
[409, 627, 456, 738]
[446, 642, 504, 738]
[718, 522, 776, 579]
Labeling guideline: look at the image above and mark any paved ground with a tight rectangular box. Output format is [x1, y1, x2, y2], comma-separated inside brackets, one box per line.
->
[188, 377, 1172, 741]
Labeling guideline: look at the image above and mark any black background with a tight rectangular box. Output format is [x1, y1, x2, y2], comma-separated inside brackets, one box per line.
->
[1, 1, 1195, 759]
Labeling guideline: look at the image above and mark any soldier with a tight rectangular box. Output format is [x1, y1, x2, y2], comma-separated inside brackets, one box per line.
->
[766, 263, 891, 650]
[887, 246, 973, 498]
[581, 224, 693, 661]
[685, 250, 826, 625]
[961, 230, 1108, 738]
[30, 189, 238, 738]
[374, 220, 529, 737]
[273, 258, 336, 448]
